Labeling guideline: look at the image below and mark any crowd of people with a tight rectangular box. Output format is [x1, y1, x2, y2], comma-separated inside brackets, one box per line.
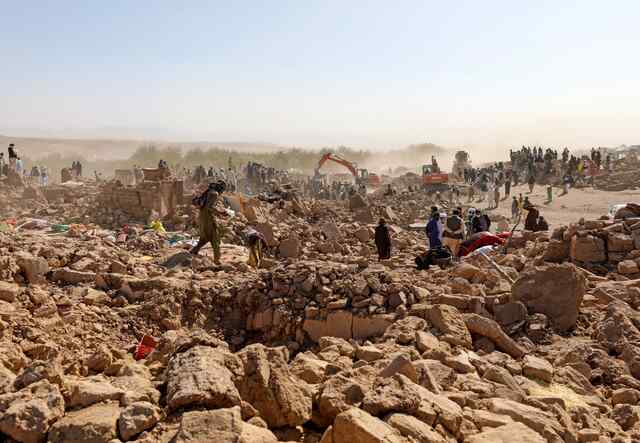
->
[0, 144, 21, 177]
[458, 146, 616, 213]
[0, 143, 51, 186]
[190, 165, 238, 192]
[246, 162, 288, 188]
[370, 189, 550, 266]
[308, 180, 364, 200]
[61, 161, 84, 183]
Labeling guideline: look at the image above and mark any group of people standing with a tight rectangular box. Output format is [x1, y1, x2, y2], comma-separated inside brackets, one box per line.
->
[374, 205, 494, 261]
[28, 165, 49, 186]
[0, 143, 50, 186]
[246, 162, 288, 189]
[191, 165, 238, 192]
[0, 144, 21, 177]
[458, 145, 615, 213]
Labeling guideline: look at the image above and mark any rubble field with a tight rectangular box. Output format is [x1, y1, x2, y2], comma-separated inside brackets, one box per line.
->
[4, 176, 640, 443]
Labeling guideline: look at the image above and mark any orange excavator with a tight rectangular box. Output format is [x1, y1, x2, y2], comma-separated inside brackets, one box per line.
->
[315, 152, 381, 187]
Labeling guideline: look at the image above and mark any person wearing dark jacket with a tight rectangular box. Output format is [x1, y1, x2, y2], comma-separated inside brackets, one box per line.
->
[536, 216, 549, 232]
[524, 206, 540, 231]
[527, 173, 536, 193]
[374, 218, 391, 260]
[426, 212, 442, 248]
[471, 210, 490, 234]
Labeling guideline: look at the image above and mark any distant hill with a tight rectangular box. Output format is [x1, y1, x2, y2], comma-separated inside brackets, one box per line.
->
[0, 134, 284, 161]
[0, 133, 454, 181]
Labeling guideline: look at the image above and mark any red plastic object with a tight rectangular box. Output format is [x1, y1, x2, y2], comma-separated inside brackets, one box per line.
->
[134, 335, 158, 360]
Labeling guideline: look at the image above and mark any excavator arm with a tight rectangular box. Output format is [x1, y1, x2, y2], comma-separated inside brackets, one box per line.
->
[317, 153, 358, 177]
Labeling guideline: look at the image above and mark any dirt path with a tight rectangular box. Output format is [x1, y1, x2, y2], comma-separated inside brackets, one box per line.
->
[484, 183, 640, 229]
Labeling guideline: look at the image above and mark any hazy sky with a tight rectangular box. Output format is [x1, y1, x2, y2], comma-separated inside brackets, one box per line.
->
[1, 0, 639, 153]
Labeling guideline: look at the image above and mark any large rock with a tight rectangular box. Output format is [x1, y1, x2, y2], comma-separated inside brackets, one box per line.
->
[543, 239, 570, 263]
[386, 413, 445, 442]
[0, 281, 19, 302]
[15, 253, 49, 285]
[596, 300, 640, 354]
[174, 406, 277, 443]
[570, 235, 605, 262]
[466, 422, 545, 443]
[0, 380, 65, 443]
[416, 383, 463, 434]
[353, 227, 370, 242]
[493, 302, 527, 327]
[320, 222, 343, 241]
[13, 360, 64, 390]
[511, 263, 586, 332]
[618, 260, 640, 275]
[427, 304, 472, 348]
[522, 355, 554, 382]
[237, 344, 312, 428]
[487, 398, 564, 442]
[452, 263, 480, 280]
[317, 374, 369, 426]
[361, 375, 422, 416]
[290, 352, 328, 384]
[48, 402, 121, 443]
[0, 363, 15, 395]
[352, 314, 395, 340]
[279, 236, 300, 259]
[166, 345, 242, 411]
[50, 268, 96, 285]
[609, 232, 634, 252]
[333, 408, 404, 443]
[464, 314, 525, 358]
[118, 401, 161, 441]
[379, 355, 418, 383]
[66, 377, 124, 408]
[326, 310, 353, 339]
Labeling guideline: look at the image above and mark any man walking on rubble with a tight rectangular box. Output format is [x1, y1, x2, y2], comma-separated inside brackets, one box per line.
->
[527, 173, 535, 194]
[511, 196, 519, 221]
[0, 153, 5, 177]
[374, 218, 392, 260]
[190, 180, 226, 264]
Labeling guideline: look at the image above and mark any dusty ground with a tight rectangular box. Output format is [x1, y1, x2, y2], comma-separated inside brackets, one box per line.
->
[488, 183, 640, 228]
[4, 176, 640, 442]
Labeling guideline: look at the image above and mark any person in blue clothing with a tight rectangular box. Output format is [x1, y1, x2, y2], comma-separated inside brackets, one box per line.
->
[426, 211, 442, 248]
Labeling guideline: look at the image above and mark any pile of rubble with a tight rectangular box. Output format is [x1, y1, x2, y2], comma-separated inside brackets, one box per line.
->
[539, 205, 640, 278]
[594, 157, 640, 191]
[6, 179, 640, 442]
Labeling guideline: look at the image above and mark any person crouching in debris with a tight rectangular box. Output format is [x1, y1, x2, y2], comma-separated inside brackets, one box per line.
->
[536, 216, 549, 231]
[374, 218, 391, 260]
[245, 228, 267, 268]
[191, 180, 226, 264]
